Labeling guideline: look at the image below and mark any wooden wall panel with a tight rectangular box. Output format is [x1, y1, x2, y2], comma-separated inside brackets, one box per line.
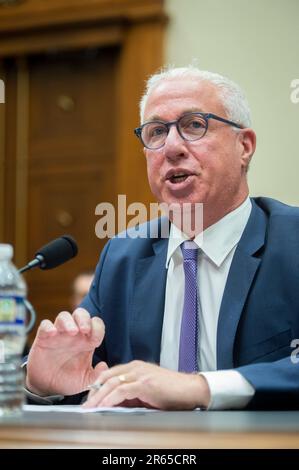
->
[25, 47, 118, 338]
[1, 59, 18, 246]
[28, 50, 117, 166]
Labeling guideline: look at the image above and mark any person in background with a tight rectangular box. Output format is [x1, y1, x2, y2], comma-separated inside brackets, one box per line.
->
[70, 271, 94, 311]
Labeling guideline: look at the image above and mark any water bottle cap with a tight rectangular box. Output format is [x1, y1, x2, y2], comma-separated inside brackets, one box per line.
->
[0, 244, 13, 259]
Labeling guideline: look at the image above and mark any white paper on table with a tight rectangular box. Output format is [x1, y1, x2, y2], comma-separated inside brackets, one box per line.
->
[23, 404, 158, 414]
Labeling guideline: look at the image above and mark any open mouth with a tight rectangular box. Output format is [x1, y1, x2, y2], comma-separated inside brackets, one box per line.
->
[165, 169, 196, 185]
[169, 174, 190, 184]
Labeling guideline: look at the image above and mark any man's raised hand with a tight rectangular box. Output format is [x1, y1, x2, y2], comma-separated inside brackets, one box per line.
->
[26, 308, 107, 396]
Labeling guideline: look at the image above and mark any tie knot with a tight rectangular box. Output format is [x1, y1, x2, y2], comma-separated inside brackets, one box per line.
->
[181, 241, 198, 261]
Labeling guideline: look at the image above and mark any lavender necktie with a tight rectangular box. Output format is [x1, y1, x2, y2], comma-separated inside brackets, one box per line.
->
[178, 241, 199, 373]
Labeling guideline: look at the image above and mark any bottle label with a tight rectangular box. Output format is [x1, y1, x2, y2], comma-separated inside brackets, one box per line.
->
[0, 295, 25, 324]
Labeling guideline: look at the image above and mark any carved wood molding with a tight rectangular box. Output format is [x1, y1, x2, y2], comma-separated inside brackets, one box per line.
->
[0, 0, 166, 33]
[0, 23, 124, 57]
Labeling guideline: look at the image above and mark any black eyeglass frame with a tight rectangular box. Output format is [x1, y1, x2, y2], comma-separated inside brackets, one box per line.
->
[134, 112, 243, 150]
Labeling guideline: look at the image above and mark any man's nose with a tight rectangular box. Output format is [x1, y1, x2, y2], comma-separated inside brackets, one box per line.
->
[163, 125, 187, 160]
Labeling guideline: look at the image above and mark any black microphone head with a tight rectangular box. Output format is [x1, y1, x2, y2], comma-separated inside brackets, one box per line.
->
[35, 235, 78, 270]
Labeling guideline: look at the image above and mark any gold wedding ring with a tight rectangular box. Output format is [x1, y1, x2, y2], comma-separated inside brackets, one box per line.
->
[118, 374, 128, 383]
[88, 374, 129, 390]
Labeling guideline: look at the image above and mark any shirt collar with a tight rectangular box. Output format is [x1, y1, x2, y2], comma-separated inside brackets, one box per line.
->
[166, 197, 252, 268]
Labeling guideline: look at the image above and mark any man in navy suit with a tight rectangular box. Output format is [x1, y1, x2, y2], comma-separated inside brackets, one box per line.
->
[26, 66, 299, 410]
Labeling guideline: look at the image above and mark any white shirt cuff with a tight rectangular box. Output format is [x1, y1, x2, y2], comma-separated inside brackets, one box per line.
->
[200, 370, 255, 410]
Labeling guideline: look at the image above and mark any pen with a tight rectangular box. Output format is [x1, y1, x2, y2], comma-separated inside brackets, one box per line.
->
[87, 382, 102, 391]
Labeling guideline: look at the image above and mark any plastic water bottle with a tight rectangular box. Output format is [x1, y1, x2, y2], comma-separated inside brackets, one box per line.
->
[0, 244, 27, 416]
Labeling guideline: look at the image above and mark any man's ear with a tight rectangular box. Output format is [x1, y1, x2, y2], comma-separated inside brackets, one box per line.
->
[238, 128, 256, 170]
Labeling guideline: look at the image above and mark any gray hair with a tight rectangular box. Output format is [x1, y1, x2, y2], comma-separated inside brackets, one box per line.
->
[139, 65, 252, 128]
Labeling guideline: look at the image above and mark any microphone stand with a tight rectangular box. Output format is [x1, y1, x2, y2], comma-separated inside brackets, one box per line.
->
[18, 256, 43, 274]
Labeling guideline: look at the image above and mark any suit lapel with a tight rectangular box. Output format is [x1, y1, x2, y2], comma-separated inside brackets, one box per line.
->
[130, 232, 168, 364]
[217, 201, 267, 369]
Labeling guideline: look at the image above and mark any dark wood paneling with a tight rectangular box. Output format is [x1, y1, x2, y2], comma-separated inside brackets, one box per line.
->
[25, 48, 118, 338]
[29, 50, 116, 164]
[2, 59, 18, 245]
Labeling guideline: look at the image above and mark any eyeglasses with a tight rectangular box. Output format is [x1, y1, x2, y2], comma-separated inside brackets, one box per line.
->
[134, 112, 242, 150]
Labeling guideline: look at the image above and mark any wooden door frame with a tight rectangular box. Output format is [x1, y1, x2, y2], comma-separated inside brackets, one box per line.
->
[0, 0, 166, 266]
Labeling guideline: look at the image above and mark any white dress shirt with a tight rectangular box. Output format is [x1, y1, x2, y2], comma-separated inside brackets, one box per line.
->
[160, 197, 255, 409]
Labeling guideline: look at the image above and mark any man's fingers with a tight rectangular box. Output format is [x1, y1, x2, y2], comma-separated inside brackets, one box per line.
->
[37, 309, 105, 344]
[84, 371, 136, 407]
[54, 311, 79, 335]
[93, 361, 109, 376]
[84, 381, 142, 408]
[72, 308, 92, 334]
[36, 319, 57, 339]
[90, 316, 105, 345]
[93, 360, 142, 386]
[100, 382, 143, 408]
[88, 361, 109, 390]
[83, 375, 121, 407]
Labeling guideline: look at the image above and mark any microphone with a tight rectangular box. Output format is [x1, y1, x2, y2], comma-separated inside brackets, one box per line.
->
[19, 235, 78, 274]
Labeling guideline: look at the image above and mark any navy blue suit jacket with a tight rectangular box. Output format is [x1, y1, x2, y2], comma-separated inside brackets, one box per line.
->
[80, 197, 299, 409]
